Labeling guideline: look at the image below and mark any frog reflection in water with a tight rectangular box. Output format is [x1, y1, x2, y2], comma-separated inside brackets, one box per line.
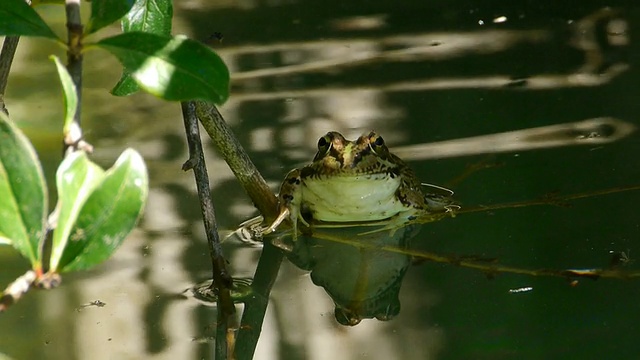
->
[264, 131, 457, 239]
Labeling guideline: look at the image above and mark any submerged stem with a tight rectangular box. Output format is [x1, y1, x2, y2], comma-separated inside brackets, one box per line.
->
[313, 230, 640, 281]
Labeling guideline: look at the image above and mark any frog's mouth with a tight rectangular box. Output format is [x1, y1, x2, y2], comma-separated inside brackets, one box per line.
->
[302, 159, 398, 179]
[331, 152, 399, 176]
[308, 168, 400, 179]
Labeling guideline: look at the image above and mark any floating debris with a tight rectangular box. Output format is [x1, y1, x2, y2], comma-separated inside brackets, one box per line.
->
[508, 286, 533, 294]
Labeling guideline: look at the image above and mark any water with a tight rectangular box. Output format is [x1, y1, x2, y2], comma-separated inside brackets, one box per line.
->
[2, 1, 640, 359]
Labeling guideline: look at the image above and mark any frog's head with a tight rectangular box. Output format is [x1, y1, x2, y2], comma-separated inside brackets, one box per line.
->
[306, 131, 400, 176]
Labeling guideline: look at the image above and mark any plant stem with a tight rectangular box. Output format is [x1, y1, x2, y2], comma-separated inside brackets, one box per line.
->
[192, 101, 281, 359]
[235, 242, 283, 359]
[181, 101, 235, 359]
[0, 36, 20, 115]
[0, 271, 36, 312]
[194, 101, 278, 219]
[64, 0, 88, 154]
[311, 230, 640, 281]
[451, 183, 640, 217]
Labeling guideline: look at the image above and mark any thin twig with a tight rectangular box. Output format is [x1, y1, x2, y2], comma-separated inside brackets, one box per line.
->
[192, 101, 280, 359]
[63, 0, 89, 154]
[0, 271, 36, 312]
[0, 36, 20, 115]
[181, 101, 236, 359]
[39, 0, 89, 273]
[311, 231, 640, 281]
[450, 183, 640, 217]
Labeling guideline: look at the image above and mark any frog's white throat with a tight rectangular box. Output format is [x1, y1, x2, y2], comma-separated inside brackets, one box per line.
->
[301, 173, 408, 222]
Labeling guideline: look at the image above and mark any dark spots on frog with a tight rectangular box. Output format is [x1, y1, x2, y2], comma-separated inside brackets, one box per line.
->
[287, 177, 300, 185]
[328, 147, 346, 166]
[396, 188, 426, 209]
[282, 194, 294, 202]
[407, 215, 417, 220]
[350, 147, 371, 168]
[300, 167, 317, 178]
[388, 167, 401, 178]
[395, 191, 409, 206]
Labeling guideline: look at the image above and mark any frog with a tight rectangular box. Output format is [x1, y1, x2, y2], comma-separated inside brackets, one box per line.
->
[264, 131, 456, 239]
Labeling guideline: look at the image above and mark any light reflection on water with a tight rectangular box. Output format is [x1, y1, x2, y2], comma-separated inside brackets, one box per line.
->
[2, 1, 640, 360]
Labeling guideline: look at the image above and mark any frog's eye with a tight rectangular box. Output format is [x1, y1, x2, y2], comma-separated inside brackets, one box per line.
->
[369, 134, 388, 155]
[317, 134, 332, 154]
[369, 135, 385, 152]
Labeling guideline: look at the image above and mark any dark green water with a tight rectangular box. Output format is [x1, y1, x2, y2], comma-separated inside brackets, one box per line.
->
[1, 1, 640, 359]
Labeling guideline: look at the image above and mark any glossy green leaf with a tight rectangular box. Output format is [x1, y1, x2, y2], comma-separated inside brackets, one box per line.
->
[112, 0, 173, 96]
[86, 0, 136, 35]
[50, 55, 78, 134]
[49, 152, 105, 272]
[95, 32, 230, 103]
[0, 0, 59, 38]
[111, 69, 139, 96]
[123, 0, 172, 34]
[0, 112, 47, 265]
[58, 149, 148, 272]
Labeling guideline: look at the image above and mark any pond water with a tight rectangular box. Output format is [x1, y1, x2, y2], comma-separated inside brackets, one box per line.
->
[2, 1, 640, 359]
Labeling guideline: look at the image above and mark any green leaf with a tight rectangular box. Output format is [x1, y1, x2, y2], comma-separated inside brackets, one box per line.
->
[86, 0, 136, 35]
[111, 69, 140, 96]
[58, 149, 148, 272]
[50, 55, 78, 134]
[122, 0, 172, 34]
[0, 0, 59, 39]
[112, 0, 173, 96]
[49, 152, 105, 272]
[95, 32, 230, 103]
[0, 112, 47, 266]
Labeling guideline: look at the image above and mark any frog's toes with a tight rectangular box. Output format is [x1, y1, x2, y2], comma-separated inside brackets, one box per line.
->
[298, 214, 310, 228]
[264, 207, 291, 234]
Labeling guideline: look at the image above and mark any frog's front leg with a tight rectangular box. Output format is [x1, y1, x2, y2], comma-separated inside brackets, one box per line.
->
[263, 169, 308, 240]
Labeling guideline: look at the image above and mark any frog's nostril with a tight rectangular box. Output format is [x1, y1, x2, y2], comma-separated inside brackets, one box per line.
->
[351, 153, 362, 167]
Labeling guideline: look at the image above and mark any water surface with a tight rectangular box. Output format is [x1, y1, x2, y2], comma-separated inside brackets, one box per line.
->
[1, 1, 639, 359]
